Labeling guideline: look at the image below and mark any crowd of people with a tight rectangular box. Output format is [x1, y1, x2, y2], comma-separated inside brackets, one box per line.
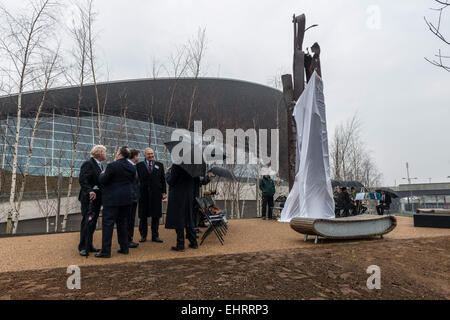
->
[333, 186, 364, 217]
[78, 144, 214, 258]
[333, 187, 391, 217]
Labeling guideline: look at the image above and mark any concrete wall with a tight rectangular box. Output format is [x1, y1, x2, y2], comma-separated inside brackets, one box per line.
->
[0, 196, 80, 223]
[0, 181, 290, 223]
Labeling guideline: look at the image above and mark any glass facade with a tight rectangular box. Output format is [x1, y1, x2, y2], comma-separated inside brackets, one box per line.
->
[0, 110, 176, 177]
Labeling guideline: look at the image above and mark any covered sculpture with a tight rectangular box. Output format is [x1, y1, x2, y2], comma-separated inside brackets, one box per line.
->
[280, 71, 335, 222]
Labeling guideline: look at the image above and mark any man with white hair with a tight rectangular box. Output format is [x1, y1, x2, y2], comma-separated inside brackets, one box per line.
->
[136, 147, 167, 243]
[77, 145, 106, 257]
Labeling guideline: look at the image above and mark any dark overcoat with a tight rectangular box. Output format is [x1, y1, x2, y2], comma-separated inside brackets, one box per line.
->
[99, 158, 136, 207]
[165, 165, 195, 230]
[136, 160, 166, 219]
[78, 157, 103, 205]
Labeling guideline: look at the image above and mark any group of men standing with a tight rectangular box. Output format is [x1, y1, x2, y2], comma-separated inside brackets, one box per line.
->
[78, 144, 209, 258]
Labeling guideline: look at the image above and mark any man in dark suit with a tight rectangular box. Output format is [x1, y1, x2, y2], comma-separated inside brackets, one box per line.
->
[78, 145, 106, 257]
[376, 190, 392, 215]
[165, 165, 197, 251]
[136, 148, 167, 243]
[96, 146, 136, 258]
[127, 149, 140, 248]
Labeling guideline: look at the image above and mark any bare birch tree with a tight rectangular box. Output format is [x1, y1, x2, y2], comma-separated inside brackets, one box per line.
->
[329, 113, 382, 188]
[0, 0, 59, 234]
[35, 135, 56, 233]
[162, 46, 191, 167]
[13, 48, 61, 234]
[62, 3, 89, 232]
[425, 0, 450, 71]
[186, 27, 207, 130]
[84, 0, 103, 143]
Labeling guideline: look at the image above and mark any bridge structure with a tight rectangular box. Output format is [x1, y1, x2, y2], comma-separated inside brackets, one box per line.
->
[391, 183, 450, 212]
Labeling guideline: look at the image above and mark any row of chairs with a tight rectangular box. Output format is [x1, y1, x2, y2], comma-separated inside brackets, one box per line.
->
[195, 196, 228, 245]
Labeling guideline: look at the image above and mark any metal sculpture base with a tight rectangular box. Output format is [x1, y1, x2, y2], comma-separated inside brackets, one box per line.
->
[291, 214, 397, 243]
[414, 213, 450, 229]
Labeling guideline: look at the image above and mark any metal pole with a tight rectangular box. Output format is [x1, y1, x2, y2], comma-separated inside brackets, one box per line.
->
[406, 162, 411, 212]
[55, 172, 62, 232]
[51, 109, 55, 176]
[91, 108, 95, 146]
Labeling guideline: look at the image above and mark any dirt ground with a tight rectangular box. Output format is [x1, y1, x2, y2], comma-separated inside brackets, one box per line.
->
[1, 216, 450, 273]
[0, 236, 448, 300]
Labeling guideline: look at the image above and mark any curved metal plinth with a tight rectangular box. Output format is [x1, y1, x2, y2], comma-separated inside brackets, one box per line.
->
[290, 214, 397, 242]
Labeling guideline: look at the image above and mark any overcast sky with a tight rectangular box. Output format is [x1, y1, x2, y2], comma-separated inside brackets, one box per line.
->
[4, 0, 450, 185]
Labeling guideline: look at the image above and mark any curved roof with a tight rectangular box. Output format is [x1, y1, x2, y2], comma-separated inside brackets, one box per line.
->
[0, 77, 288, 178]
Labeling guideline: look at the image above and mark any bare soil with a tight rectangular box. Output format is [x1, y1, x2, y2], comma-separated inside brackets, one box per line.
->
[1, 236, 448, 300]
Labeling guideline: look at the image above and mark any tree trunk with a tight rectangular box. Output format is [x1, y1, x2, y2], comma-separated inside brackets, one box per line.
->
[14, 84, 51, 234]
[281, 75, 296, 191]
[7, 91, 22, 234]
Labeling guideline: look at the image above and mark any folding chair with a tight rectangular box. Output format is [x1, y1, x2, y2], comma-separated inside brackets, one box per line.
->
[195, 197, 227, 245]
[203, 196, 228, 235]
[200, 196, 228, 241]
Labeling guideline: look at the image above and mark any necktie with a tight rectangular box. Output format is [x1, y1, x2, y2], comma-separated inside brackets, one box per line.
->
[98, 162, 103, 171]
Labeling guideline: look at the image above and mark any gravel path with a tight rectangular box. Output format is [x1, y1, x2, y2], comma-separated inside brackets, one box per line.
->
[0, 236, 449, 300]
[0, 216, 449, 273]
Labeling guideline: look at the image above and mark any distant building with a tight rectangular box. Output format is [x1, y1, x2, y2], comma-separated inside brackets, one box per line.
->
[0, 77, 285, 178]
[393, 183, 450, 212]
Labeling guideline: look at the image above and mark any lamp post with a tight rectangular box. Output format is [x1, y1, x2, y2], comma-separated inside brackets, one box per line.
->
[402, 162, 418, 212]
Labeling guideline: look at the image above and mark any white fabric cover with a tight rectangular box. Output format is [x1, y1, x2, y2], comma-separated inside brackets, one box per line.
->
[280, 72, 335, 222]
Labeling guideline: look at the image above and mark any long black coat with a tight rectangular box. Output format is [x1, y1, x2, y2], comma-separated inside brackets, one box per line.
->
[165, 165, 195, 230]
[99, 158, 136, 207]
[136, 160, 166, 218]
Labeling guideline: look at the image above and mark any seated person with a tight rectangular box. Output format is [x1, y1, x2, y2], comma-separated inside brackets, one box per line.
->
[202, 195, 225, 216]
[376, 190, 391, 215]
[333, 187, 344, 217]
[358, 202, 368, 214]
[348, 187, 357, 216]
[338, 187, 353, 217]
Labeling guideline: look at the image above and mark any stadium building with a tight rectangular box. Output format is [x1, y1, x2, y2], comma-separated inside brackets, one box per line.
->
[0, 77, 286, 178]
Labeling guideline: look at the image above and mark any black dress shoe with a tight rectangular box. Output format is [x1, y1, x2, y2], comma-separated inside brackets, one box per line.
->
[188, 243, 199, 249]
[152, 237, 163, 243]
[139, 237, 146, 243]
[129, 242, 139, 248]
[117, 249, 129, 255]
[171, 246, 185, 252]
[79, 249, 89, 257]
[95, 252, 111, 258]
[89, 247, 101, 253]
